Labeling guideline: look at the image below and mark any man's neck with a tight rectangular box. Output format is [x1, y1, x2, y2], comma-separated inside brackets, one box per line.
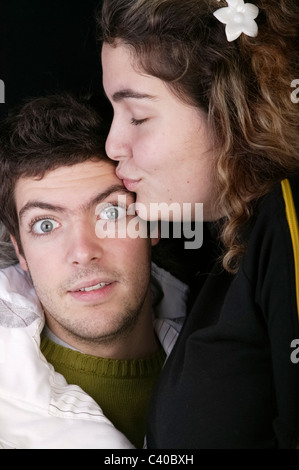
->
[44, 296, 160, 359]
[42, 324, 79, 351]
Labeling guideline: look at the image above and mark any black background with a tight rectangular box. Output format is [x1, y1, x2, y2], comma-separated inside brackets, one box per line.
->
[0, 0, 104, 120]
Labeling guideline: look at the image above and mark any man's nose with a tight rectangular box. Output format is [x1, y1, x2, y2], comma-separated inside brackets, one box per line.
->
[66, 221, 104, 266]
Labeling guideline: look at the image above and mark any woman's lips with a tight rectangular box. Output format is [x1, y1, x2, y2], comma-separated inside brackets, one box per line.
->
[122, 178, 140, 191]
[116, 170, 141, 192]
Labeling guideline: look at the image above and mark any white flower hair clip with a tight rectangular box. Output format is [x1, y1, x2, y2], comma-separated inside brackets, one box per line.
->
[213, 0, 259, 42]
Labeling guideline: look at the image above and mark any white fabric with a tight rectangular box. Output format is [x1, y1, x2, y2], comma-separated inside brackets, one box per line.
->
[0, 263, 188, 449]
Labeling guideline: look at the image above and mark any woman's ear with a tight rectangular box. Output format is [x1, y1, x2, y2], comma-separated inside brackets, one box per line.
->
[10, 235, 28, 271]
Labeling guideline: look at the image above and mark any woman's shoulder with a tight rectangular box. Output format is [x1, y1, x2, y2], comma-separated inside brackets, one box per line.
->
[243, 172, 299, 278]
[255, 173, 299, 222]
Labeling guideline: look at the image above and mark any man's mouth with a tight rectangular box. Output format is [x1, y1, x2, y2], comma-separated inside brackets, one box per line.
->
[67, 276, 116, 302]
[77, 282, 111, 292]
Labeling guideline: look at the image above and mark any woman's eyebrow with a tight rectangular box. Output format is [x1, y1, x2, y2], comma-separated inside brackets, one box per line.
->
[112, 88, 156, 102]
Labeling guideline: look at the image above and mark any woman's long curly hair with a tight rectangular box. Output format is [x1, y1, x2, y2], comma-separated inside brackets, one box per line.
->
[98, 0, 299, 272]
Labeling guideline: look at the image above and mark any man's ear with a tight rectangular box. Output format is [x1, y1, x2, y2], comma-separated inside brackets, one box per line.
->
[10, 235, 28, 271]
[150, 234, 160, 247]
[149, 221, 160, 247]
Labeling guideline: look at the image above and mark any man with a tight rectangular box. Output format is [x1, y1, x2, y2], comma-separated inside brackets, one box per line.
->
[0, 94, 188, 449]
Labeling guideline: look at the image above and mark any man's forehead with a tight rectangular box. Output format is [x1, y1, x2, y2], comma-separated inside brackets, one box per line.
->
[15, 160, 116, 193]
[15, 160, 131, 217]
[18, 160, 116, 185]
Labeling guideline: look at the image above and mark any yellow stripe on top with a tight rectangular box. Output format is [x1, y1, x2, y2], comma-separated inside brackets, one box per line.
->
[281, 179, 299, 320]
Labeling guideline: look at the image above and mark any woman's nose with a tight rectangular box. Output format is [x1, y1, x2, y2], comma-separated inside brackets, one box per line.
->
[105, 120, 131, 162]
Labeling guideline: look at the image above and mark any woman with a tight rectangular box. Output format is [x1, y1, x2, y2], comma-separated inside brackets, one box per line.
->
[98, 0, 299, 448]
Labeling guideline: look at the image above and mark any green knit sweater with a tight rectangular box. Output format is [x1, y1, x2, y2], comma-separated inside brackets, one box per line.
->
[41, 335, 166, 448]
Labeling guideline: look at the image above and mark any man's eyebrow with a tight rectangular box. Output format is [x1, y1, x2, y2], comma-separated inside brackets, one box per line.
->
[19, 201, 65, 221]
[19, 184, 132, 221]
[88, 185, 132, 210]
[112, 89, 156, 103]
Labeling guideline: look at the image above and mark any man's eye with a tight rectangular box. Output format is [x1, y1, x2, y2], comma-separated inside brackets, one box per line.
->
[99, 205, 127, 221]
[32, 219, 59, 234]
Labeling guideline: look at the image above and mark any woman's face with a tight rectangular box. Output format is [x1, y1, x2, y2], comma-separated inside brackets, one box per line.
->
[102, 42, 218, 221]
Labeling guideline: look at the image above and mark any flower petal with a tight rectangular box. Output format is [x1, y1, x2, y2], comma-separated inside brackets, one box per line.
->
[225, 22, 243, 42]
[227, 0, 243, 8]
[244, 4, 259, 20]
[214, 1, 259, 42]
[213, 7, 233, 24]
[242, 18, 258, 37]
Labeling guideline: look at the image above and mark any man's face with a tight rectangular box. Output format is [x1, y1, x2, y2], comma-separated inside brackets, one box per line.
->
[12, 159, 157, 357]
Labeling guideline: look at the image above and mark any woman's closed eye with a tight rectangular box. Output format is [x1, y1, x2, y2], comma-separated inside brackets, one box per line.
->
[131, 117, 148, 126]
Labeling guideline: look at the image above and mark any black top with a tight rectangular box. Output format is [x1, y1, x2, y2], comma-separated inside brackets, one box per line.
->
[147, 175, 299, 449]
